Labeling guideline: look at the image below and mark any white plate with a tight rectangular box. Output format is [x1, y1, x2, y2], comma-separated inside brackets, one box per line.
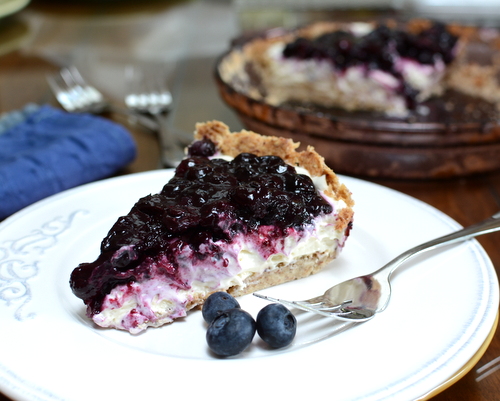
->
[0, 171, 497, 401]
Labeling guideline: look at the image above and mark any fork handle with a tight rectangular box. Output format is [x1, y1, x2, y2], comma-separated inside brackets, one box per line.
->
[378, 211, 500, 279]
[154, 114, 186, 168]
[108, 105, 159, 131]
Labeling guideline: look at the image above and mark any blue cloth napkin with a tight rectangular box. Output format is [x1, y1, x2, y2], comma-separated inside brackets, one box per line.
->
[0, 104, 137, 219]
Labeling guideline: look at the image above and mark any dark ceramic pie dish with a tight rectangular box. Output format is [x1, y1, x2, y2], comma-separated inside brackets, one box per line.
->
[214, 26, 500, 179]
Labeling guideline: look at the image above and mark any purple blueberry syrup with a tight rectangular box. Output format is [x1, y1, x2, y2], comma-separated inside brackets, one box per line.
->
[282, 22, 458, 108]
[70, 139, 333, 313]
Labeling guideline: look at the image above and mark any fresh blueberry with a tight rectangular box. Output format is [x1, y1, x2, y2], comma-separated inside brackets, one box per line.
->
[256, 303, 297, 348]
[202, 292, 240, 323]
[206, 308, 256, 356]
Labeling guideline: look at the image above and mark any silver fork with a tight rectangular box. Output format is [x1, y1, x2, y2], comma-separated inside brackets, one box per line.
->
[47, 66, 158, 131]
[255, 211, 500, 322]
[124, 66, 185, 168]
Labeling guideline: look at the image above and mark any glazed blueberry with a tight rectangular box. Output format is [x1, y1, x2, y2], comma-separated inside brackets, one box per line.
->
[256, 303, 297, 348]
[202, 292, 241, 323]
[206, 309, 256, 356]
[188, 138, 216, 157]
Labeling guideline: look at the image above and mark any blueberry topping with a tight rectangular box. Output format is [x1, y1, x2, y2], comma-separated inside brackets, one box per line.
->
[206, 308, 256, 356]
[395, 22, 458, 64]
[70, 139, 332, 315]
[283, 22, 458, 108]
[202, 292, 241, 323]
[256, 303, 297, 348]
[110, 246, 138, 270]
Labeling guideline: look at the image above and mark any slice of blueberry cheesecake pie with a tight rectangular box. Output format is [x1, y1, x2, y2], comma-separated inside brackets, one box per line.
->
[70, 121, 354, 334]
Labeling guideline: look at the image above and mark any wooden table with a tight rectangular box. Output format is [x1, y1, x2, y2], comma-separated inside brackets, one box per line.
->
[0, 1, 499, 399]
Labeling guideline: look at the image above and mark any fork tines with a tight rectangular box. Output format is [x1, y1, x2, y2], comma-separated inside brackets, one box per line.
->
[253, 293, 349, 317]
[47, 66, 106, 113]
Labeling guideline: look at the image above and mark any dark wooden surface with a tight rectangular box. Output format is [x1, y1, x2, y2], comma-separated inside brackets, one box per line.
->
[0, 1, 499, 400]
